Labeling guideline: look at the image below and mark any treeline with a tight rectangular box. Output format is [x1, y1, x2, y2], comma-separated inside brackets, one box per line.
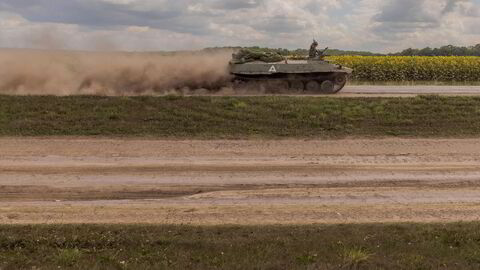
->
[207, 44, 480, 57]
[391, 44, 480, 56]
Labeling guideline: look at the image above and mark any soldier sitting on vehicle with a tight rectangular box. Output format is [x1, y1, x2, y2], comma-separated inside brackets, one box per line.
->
[309, 40, 319, 58]
[309, 40, 328, 59]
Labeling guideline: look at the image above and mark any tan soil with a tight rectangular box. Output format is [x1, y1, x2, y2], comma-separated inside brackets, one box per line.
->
[2, 138, 480, 224]
[199, 85, 480, 97]
[340, 85, 480, 96]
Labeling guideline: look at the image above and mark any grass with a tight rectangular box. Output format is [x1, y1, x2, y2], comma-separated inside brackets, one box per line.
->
[1, 95, 480, 138]
[2, 223, 480, 269]
[56, 248, 83, 267]
[342, 247, 373, 269]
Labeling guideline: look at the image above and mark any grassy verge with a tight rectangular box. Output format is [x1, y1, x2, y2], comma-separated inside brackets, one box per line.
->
[2, 95, 480, 138]
[2, 223, 480, 269]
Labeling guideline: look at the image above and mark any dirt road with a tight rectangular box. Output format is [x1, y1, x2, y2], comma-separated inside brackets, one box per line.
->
[205, 85, 480, 97]
[341, 85, 480, 95]
[2, 138, 480, 224]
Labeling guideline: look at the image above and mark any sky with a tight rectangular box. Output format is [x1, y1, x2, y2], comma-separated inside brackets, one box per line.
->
[0, 0, 479, 53]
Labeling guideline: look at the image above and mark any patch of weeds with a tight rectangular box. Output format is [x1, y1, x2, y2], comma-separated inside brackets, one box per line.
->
[341, 247, 372, 269]
[93, 254, 125, 269]
[296, 253, 318, 265]
[437, 231, 468, 248]
[108, 114, 120, 121]
[55, 248, 82, 267]
[398, 254, 428, 269]
[232, 100, 248, 109]
[464, 249, 480, 264]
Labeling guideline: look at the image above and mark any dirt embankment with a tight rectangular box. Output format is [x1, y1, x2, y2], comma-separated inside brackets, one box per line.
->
[2, 138, 480, 224]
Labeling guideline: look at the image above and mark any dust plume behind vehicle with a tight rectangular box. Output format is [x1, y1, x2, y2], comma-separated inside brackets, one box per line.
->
[0, 49, 232, 96]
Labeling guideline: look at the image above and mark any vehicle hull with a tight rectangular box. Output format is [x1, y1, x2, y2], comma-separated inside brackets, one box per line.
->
[229, 60, 353, 94]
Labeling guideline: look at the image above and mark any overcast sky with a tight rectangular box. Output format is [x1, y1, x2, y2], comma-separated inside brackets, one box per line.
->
[0, 0, 479, 52]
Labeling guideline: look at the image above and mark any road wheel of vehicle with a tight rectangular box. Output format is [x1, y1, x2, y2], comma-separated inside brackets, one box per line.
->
[232, 80, 247, 90]
[278, 80, 291, 92]
[289, 80, 305, 91]
[263, 80, 288, 93]
[305, 80, 320, 92]
[320, 80, 335, 93]
[335, 74, 347, 85]
[237, 80, 255, 91]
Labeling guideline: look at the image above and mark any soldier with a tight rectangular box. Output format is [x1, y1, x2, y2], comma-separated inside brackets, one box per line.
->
[309, 40, 329, 59]
[309, 40, 319, 58]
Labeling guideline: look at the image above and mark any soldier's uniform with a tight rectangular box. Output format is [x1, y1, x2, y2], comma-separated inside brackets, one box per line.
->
[309, 40, 319, 58]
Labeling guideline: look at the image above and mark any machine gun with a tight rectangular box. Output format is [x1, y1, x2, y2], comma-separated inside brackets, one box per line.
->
[315, 47, 329, 59]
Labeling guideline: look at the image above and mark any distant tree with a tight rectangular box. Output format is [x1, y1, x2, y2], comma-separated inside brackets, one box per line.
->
[205, 44, 480, 57]
[393, 48, 420, 56]
[471, 44, 480, 56]
[419, 47, 433, 56]
[393, 44, 480, 56]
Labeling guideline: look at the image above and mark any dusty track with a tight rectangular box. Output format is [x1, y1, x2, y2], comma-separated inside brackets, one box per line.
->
[2, 138, 480, 224]
[192, 85, 480, 97]
[342, 85, 480, 95]
[222, 85, 480, 97]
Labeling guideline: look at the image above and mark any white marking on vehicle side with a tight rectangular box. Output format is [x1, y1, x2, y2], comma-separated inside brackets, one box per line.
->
[269, 65, 277, 73]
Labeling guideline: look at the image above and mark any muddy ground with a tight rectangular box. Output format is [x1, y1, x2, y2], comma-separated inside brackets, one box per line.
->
[1, 138, 480, 224]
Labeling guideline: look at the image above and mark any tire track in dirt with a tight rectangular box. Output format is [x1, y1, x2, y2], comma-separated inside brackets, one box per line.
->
[2, 138, 480, 224]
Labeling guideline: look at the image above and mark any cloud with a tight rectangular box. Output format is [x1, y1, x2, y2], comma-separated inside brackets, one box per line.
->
[211, 0, 264, 10]
[444, 0, 460, 13]
[456, 0, 480, 16]
[254, 16, 310, 33]
[0, 0, 478, 53]
[374, 0, 440, 30]
[0, 0, 197, 32]
[370, 0, 480, 47]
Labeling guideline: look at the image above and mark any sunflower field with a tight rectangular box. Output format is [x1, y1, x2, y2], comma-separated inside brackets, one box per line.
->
[326, 56, 480, 82]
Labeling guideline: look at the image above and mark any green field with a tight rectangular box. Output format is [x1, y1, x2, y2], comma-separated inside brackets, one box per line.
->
[2, 223, 480, 269]
[1, 95, 480, 138]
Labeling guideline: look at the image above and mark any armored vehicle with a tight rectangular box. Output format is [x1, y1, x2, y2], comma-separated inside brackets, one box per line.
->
[229, 42, 353, 94]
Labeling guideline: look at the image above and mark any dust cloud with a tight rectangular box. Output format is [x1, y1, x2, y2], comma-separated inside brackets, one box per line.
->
[0, 49, 233, 96]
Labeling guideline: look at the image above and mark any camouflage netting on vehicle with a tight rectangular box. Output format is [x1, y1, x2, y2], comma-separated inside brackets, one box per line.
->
[232, 49, 285, 63]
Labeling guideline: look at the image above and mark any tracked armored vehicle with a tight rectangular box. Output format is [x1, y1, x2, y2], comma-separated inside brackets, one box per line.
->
[229, 43, 353, 94]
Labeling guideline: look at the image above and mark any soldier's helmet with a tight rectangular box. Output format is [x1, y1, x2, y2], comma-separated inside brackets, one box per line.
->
[312, 40, 318, 46]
